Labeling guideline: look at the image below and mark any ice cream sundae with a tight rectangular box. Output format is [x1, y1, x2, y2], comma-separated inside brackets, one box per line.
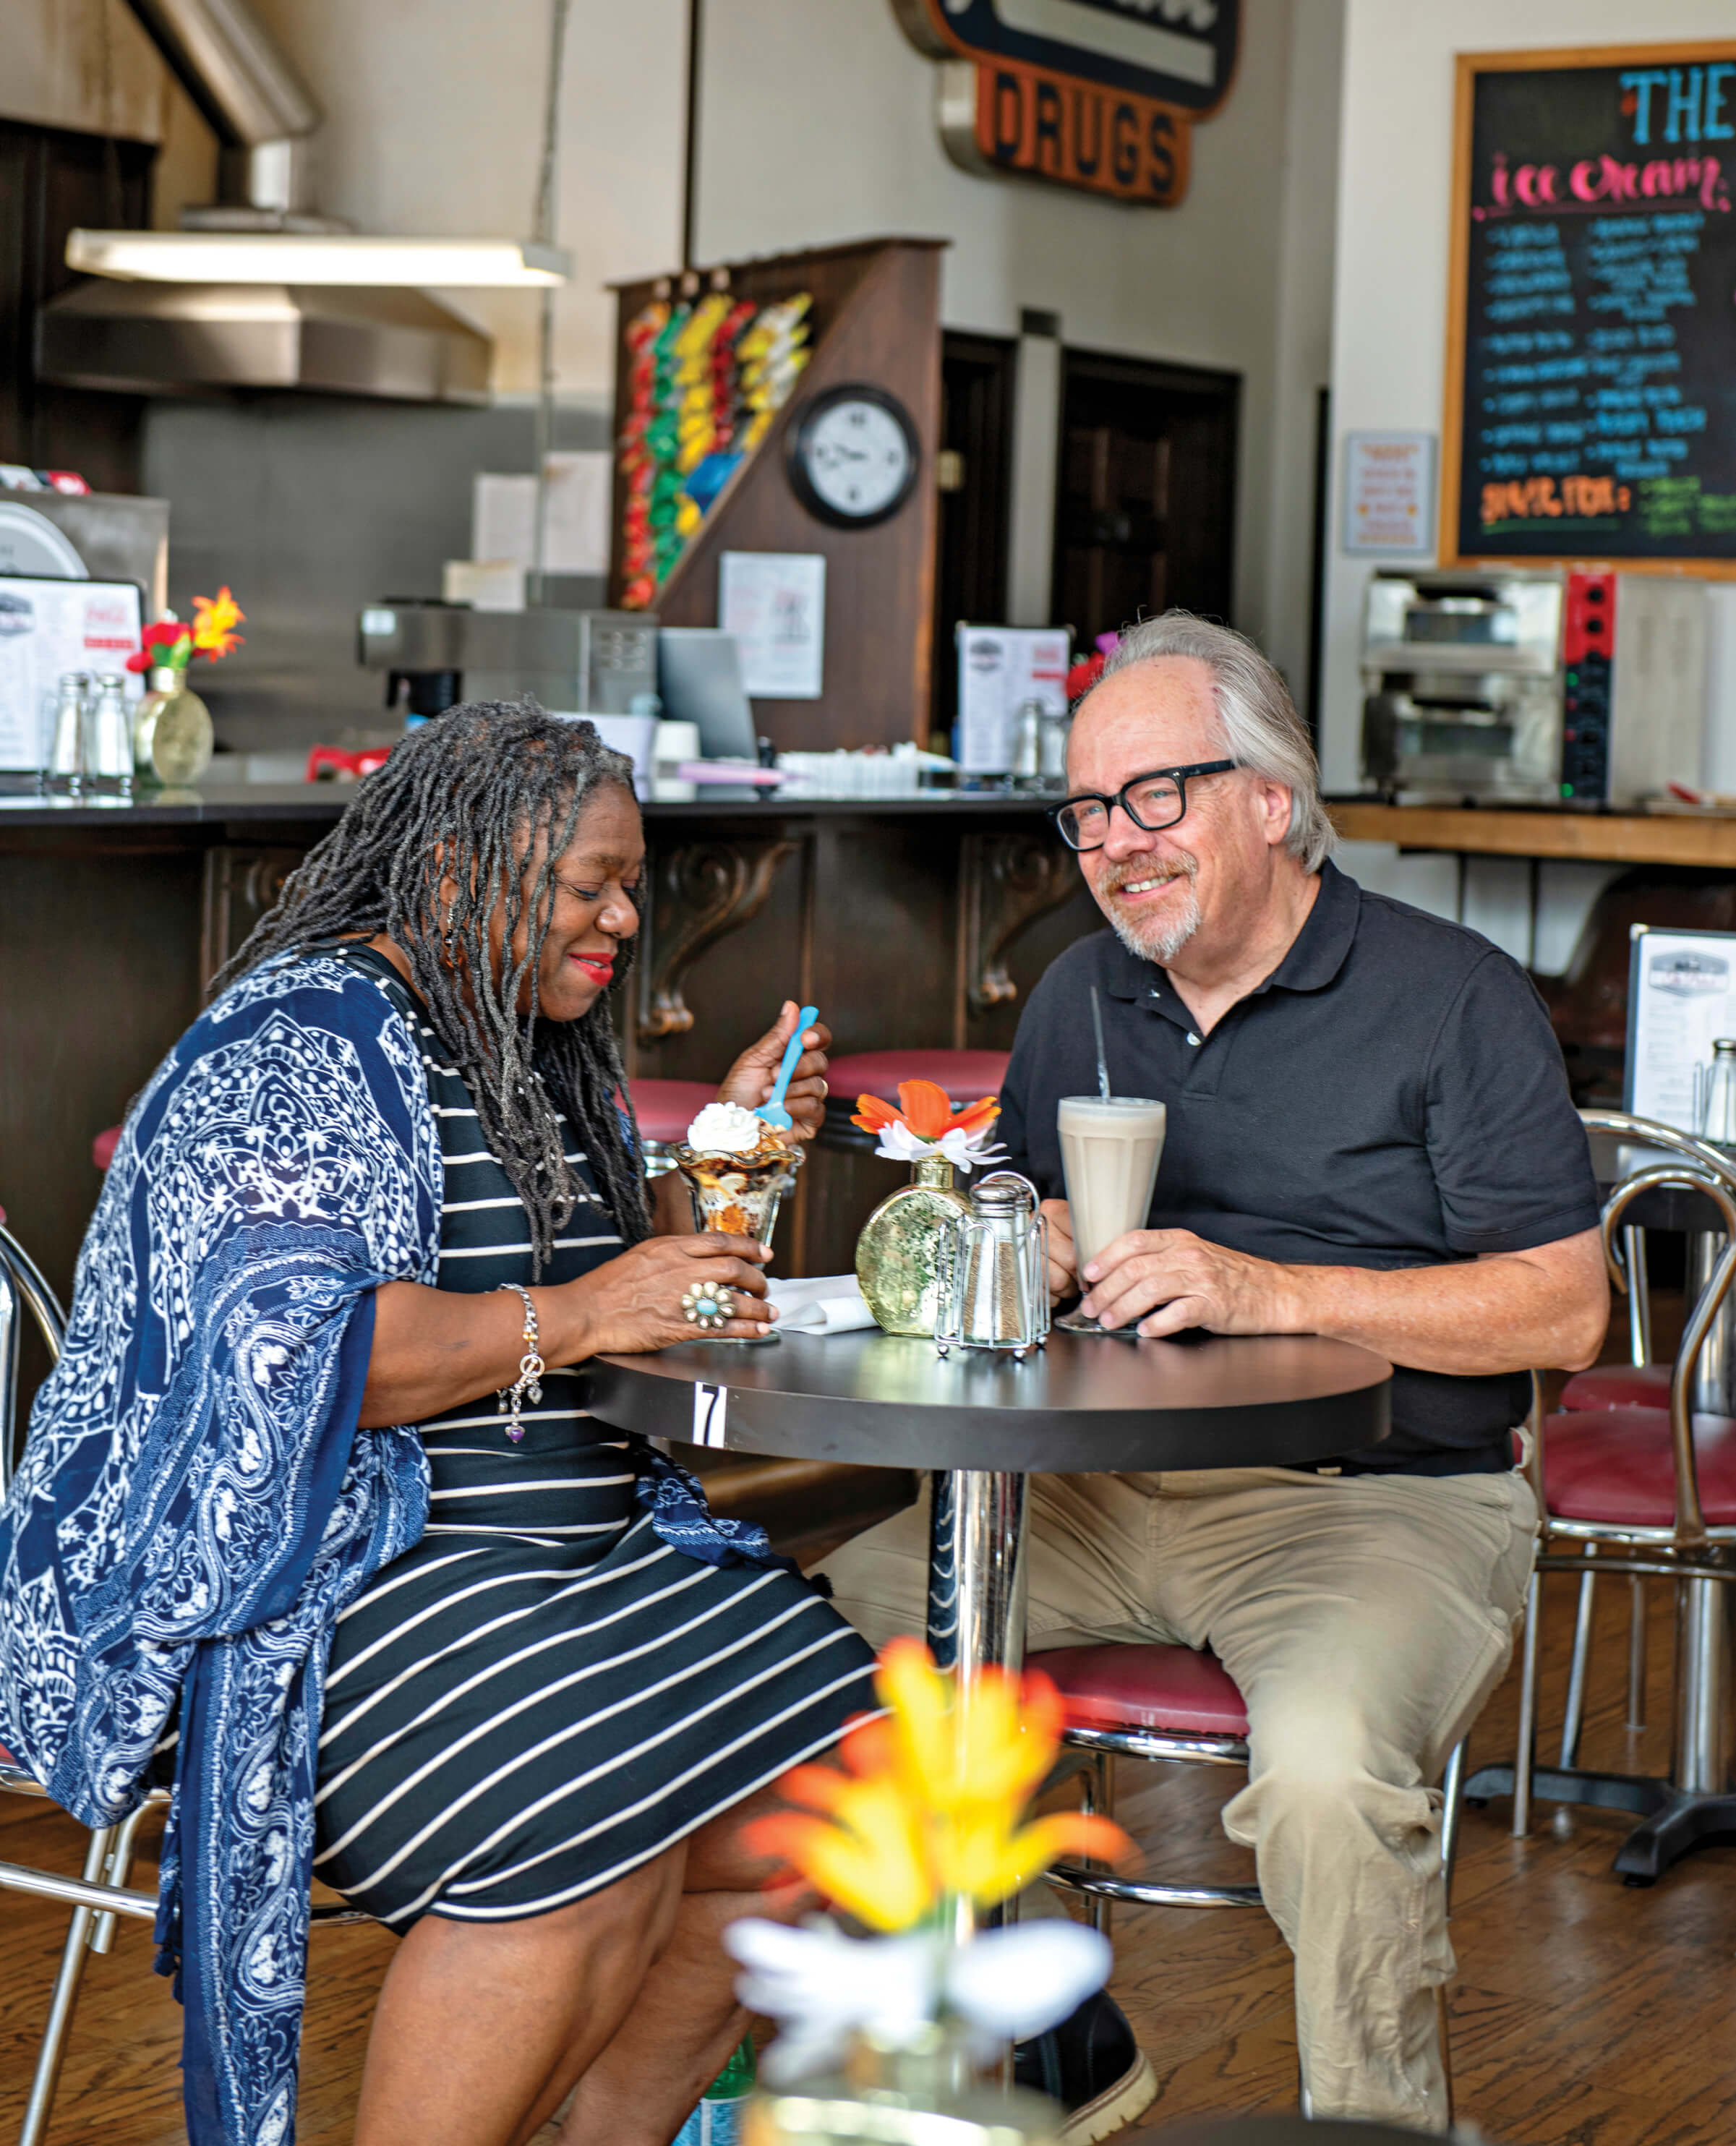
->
[673, 1100, 803, 1246]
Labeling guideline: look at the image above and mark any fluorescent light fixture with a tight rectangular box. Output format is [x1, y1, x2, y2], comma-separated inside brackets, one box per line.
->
[65, 230, 570, 287]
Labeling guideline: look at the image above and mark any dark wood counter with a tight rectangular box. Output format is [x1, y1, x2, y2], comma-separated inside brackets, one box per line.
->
[0, 782, 1098, 1316]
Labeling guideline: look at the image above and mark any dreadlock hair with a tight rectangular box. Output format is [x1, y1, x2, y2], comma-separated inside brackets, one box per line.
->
[217, 701, 653, 1269]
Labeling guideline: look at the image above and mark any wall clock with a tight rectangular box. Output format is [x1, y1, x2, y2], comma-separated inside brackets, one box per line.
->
[787, 384, 920, 529]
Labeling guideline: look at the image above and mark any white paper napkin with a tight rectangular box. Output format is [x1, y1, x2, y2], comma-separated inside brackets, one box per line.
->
[767, 1273, 876, 1335]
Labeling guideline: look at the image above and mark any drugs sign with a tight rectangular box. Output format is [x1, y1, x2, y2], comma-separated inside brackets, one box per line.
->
[893, 0, 1239, 205]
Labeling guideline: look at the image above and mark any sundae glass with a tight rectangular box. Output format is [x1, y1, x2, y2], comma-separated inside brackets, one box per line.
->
[672, 1103, 803, 1343]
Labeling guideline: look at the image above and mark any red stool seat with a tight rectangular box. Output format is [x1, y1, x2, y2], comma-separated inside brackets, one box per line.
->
[93, 1126, 121, 1171]
[628, 1079, 717, 1147]
[1031, 1642, 1249, 1738]
[829, 1049, 1011, 1106]
[1543, 1406, 1736, 1527]
[1560, 1364, 1672, 1411]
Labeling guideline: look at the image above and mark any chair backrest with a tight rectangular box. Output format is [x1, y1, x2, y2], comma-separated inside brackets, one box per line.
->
[1578, 1106, 1736, 1196]
[0, 1221, 67, 1499]
[1589, 1163, 1736, 1546]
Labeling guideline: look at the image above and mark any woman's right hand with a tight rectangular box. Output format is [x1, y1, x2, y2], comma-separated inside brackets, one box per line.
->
[564, 1232, 777, 1355]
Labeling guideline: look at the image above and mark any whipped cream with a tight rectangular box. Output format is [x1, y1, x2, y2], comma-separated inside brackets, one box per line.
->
[685, 1100, 767, 1155]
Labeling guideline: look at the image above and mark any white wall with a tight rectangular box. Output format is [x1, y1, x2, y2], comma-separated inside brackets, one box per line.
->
[692, 0, 1341, 678]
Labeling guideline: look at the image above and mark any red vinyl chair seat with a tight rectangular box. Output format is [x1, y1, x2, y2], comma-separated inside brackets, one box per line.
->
[92, 1126, 121, 1171]
[1031, 1642, 1250, 1738]
[1559, 1363, 1672, 1411]
[829, 1049, 1011, 1106]
[1543, 1406, 1736, 1527]
[628, 1080, 717, 1147]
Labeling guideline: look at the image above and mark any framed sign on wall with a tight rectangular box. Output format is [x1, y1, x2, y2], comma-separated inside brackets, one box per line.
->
[1441, 42, 1736, 577]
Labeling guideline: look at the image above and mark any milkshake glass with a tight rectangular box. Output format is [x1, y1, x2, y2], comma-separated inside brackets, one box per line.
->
[1056, 1095, 1167, 1334]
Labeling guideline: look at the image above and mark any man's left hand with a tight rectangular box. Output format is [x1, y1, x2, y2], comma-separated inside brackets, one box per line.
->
[716, 1003, 832, 1141]
[1082, 1228, 1304, 1338]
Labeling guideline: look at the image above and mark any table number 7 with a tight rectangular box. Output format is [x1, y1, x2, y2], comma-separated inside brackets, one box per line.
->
[691, 1382, 729, 1448]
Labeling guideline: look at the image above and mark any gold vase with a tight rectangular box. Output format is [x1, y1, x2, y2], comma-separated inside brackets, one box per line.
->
[747, 2025, 1061, 2146]
[855, 1154, 972, 1338]
[134, 666, 213, 787]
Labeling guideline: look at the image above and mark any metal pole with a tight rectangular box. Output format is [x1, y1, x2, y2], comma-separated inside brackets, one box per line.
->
[1672, 1573, 1735, 1797]
[926, 1469, 1030, 1945]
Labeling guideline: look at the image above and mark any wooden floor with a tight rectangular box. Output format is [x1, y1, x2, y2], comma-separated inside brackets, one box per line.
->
[4, 1566, 1735, 2143]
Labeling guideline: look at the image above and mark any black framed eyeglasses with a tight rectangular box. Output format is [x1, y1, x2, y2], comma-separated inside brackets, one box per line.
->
[1048, 761, 1237, 852]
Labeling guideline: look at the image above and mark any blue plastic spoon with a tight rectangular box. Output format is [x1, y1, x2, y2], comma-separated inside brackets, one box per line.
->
[756, 1004, 819, 1131]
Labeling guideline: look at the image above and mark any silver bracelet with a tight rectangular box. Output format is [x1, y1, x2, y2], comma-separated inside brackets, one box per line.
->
[495, 1283, 544, 1443]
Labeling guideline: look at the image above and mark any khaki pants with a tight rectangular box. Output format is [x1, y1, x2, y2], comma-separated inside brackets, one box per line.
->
[816, 1458, 1539, 2130]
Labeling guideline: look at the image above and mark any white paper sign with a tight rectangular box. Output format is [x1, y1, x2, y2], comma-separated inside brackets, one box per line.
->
[1343, 432, 1437, 557]
[955, 625, 1071, 772]
[471, 451, 612, 578]
[1625, 925, 1736, 1133]
[0, 576, 142, 769]
[719, 552, 826, 699]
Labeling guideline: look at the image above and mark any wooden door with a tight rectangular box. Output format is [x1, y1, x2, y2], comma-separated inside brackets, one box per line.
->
[929, 330, 1017, 745]
[1051, 350, 1239, 649]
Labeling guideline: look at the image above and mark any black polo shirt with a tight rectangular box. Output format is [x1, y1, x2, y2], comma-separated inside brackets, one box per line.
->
[999, 859, 1601, 1474]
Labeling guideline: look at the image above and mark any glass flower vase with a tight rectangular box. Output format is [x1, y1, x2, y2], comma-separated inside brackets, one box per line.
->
[747, 2024, 1062, 2146]
[854, 1154, 972, 1337]
[134, 665, 213, 787]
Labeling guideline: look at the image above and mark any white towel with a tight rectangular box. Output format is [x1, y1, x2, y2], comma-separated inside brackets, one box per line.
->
[767, 1273, 876, 1334]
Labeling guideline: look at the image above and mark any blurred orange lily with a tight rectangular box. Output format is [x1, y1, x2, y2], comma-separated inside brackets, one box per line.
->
[191, 586, 245, 659]
[745, 1638, 1132, 1928]
[851, 1080, 999, 1142]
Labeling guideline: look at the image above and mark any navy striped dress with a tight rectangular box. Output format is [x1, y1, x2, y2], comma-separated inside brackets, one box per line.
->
[312, 946, 876, 1927]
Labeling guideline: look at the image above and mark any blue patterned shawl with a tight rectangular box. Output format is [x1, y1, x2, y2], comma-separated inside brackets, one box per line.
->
[0, 956, 440, 2145]
[0, 952, 795, 2145]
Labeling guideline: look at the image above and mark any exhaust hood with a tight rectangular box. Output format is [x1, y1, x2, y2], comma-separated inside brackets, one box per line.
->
[37, 0, 559, 403]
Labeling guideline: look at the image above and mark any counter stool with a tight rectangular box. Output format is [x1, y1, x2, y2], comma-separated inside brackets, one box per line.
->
[92, 1126, 121, 1171]
[1466, 1162, 1736, 1883]
[822, 1049, 1011, 1146]
[628, 1077, 717, 1178]
[1035, 1642, 1466, 2118]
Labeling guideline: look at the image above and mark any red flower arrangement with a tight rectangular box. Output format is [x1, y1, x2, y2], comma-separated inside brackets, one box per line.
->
[127, 589, 246, 674]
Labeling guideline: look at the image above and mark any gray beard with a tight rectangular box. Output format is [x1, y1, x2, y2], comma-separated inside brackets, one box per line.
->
[1106, 881, 1202, 965]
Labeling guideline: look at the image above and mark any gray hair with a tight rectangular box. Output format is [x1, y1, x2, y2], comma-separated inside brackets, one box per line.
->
[1090, 612, 1337, 873]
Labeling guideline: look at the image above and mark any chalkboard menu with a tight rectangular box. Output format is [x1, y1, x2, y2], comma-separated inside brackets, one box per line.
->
[1442, 44, 1736, 575]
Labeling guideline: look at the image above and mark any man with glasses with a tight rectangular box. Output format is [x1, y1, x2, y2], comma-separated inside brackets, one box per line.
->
[821, 612, 1607, 2134]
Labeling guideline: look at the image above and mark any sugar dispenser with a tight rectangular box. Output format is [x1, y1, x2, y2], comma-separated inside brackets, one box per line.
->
[933, 1171, 1050, 1360]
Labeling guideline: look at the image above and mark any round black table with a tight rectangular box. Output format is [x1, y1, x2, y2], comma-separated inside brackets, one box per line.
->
[588, 1326, 1391, 1685]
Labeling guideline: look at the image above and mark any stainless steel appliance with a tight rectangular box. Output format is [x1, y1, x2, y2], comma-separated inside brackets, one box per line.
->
[1360, 565, 1708, 808]
[356, 604, 658, 721]
[1359, 568, 1565, 805]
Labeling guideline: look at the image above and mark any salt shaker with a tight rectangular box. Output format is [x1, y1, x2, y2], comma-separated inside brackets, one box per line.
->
[86, 675, 135, 796]
[46, 672, 90, 795]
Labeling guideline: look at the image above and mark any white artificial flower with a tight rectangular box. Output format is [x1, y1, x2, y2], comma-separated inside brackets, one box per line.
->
[871, 1121, 1009, 1174]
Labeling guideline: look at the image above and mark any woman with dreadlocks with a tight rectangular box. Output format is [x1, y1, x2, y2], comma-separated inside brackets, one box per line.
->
[0, 704, 879, 2146]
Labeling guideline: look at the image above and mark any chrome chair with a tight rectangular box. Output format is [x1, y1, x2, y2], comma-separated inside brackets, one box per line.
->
[1465, 1160, 1736, 1883]
[1035, 1641, 1468, 2118]
[1538, 1111, 1736, 1766]
[0, 1214, 368, 2145]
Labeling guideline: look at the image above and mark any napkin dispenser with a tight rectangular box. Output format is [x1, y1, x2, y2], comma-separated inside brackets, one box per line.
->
[933, 1173, 1050, 1361]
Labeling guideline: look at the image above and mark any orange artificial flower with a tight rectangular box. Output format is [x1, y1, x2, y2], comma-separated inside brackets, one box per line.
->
[743, 1638, 1132, 1931]
[191, 586, 245, 659]
[851, 1079, 1000, 1143]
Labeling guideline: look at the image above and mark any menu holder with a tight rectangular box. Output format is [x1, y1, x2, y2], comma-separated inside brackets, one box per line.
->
[0, 575, 143, 771]
[1624, 922, 1736, 1134]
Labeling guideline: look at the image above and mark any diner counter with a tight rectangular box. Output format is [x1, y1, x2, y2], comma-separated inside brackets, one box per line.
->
[0, 778, 1100, 1311]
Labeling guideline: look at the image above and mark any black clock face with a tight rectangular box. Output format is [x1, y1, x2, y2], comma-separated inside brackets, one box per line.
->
[789, 386, 920, 528]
